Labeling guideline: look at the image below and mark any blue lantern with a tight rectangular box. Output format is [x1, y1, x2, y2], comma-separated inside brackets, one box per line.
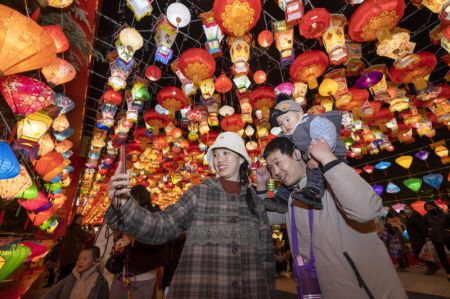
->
[0, 141, 20, 179]
[55, 93, 75, 114]
[386, 182, 401, 194]
[375, 161, 391, 170]
[423, 174, 443, 190]
[54, 127, 74, 141]
[373, 184, 384, 196]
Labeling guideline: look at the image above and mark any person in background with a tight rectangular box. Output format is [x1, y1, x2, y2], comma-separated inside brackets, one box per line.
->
[422, 201, 450, 281]
[43, 237, 62, 288]
[162, 233, 186, 297]
[406, 206, 438, 275]
[41, 246, 109, 299]
[105, 132, 275, 298]
[381, 223, 408, 272]
[274, 238, 290, 277]
[109, 185, 168, 299]
[58, 214, 91, 281]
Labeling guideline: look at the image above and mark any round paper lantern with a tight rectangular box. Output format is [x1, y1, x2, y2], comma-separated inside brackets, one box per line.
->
[395, 155, 413, 169]
[0, 4, 57, 76]
[157, 87, 188, 119]
[0, 75, 55, 115]
[290, 51, 329, 89]
[423, 173, 443, 190]
[213, 0, 262, 37]
[42, 25, 69, 53]
[253, 70, 267, 84]
[0, 141, 20, 179]
[299, 8, 331, 40]
[403, 178, 422, 192]
[258, 30, 273, 47]
[389, 52, 437, 90]
[41, 58, 76, 86]
[144, 110, 169, 134]
[0, 165, 33, 200]
[214, 74, 233, 93]
[167, 3, 191, 28]
[348, 0, 406, 42]
[178, 48, 216, 84]
[103, 89, 122, 106]
[0, 244, 30, 283]
[145, 65, 162, 81]
[119, 27, 143, 52]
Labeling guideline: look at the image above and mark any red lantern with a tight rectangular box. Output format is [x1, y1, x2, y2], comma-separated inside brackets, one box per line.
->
[336, 87, 368, 111]
[34, 151, 69, 182]
[103, 89, 122, 106]
[258, 30, 273, 48]
[144, 110, 169, 135]
[290, 50, 329, 89]
[253, 70, 267, 84]
[299, 8, 331, 40]
[145, 65, 162, 81]
[213, 0, 262, 37]
[157, 86, 188, 119]
[389, 52, 437, 90]
[249, 86, 276, 120]
[214, 74, 233, 93]
[221, 114, 245, 132]
[134, 127, 151, 144]
[178, 48, 216, 84]
[43, 25, 69, 53]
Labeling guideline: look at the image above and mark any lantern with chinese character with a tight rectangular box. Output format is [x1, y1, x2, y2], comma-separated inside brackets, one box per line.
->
[249, 86, 276, 121]
[0, 4, 57, 76]
[389, 52, 437, 90]
[285, 0, 304, 26]
[213, 0, 262, 37]
[17, 111, 53, 148]
[253, 70, 267, 84]
[0, 75, 55, 116]
[0, 165, 32, 200]
[41, 58, 76, 86]
[154, 17, 177, 64]
[43, 25, 69, 53]
[274, 21, 294, 67]
[299, 8, 330, 40]
[290, 50, 329, 89]
[200, 11, 224, 56]
[228, 35, 252, 75]
[178, 48, 216, 85]
[323, 14, 348, 65]
[126, 0, 153, 20]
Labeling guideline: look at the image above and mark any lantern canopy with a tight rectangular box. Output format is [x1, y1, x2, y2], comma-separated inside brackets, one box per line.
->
[0, 141, 20, 179]
[213, 0, 262, 37]
[167, 3, 191, 28]
[0, 4, 57, 76]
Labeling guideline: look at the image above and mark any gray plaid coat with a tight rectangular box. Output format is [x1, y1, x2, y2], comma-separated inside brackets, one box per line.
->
[105, 178, 275, 298]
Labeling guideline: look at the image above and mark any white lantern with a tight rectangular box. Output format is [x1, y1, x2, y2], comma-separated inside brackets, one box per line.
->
[167, 3, 191, 28]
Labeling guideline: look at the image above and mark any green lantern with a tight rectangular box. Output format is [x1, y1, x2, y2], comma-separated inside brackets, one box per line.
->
[0, 244, 31, 283]
[403, 178, 422, 192]
[15, 183, 38, 200]
[132, 83, 150, 102]
[39, 215, 58, 230]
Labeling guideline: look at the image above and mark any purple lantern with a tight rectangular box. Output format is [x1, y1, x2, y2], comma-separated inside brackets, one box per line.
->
[355, 71, 383, 89]
[415, 150, 429, 161]
[373, 184, 384, 196]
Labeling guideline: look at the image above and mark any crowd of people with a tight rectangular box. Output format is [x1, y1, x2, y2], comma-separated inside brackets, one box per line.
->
[39, 95, 449, 299]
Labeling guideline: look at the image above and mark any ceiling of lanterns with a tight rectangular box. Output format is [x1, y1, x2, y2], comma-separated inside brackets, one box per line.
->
[78, 0, 450, 224]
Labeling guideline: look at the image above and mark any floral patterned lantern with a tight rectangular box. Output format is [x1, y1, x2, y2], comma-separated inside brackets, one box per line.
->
[213, 0, 262, 37]
[154, 17, 177, 64]
[41, 57, 76, 86]
[17, 110, 53, 148]
[389, 52, 437, 90]
[126, 0, 153, 21]
[290, 50, 329, 89]
[157, 87, 188, 119]
[258, 30, 273, 48]
[0, 141, 20, 179]
[42, 25, 69, 53]
[0, 165, 32, 200]
[0, 4, 57, 76]
[299, 8, 330, 40]
[200, 11, 224, 56]
[55, 93, 74, 114]
[249, 86, 276, 121]
[178, 48, 216, 85]
[0, 75, 55, 116]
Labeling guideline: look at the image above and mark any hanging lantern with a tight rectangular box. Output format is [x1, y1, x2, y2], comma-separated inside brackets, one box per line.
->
[323, 14, 348, 65]
[249, 86, 276, 121]
[299, 8, 331, 40]
[376, 27, 414, 60]
[55, 139, 73, 153]
[0, 4, 57, 76]
[233, 75, 251, 93]
[363, 165, 374, 174]
[19, 192, 49, 211]
[239, 95, 253, 124]
[423, 173, 443, 190]
[395, 155, 413, 169]
[108, 58, 135, 90]
[52, 114, 70, 132]
[200, 78, 215, 100]
[345, 42, 365, 77]
[126, 0, 153, 21]
[389, 52, 437, 90]
[17, 111, 53, 148]
[415, 150, 429, 161]
[118, 27, 143, 56]
[290, 50, 329, 89]
[39, 0, 74, 8]
[154, 17, 177, 64]
[274, 21, 295, 67]
[0, 165, 32, 200]
[386, 182, 401, 193]
[0, 141, 20, 179]
[38, 133, 55, 157]
[293, 82, 308, 105]
[42, 25, 69, 53]
[258, 30, 273, 48]
[167, 2, 191, 28]
[403, 178, 422, 192]
[228, 35, 252, 75]
[200, 11, 224, 56]
[157, 87, 188, 119]
[221, 114, 245, 132]
[0, 75, 55, 116]
[411, 200, 427, 215]
[16, 183, 38, 200]
[0, 244, 30, 283]
[285, 0, 304, 26]
[34, 151, 70, 182]
[214, 74, 233, 93]
[27, 206, 56, 226]
[145, 65, 161, 81]
[55, 93, 74, 114]
[103, 89, 122, 106]
[213, 0, 262, 37]
[318, 78, 339, 97]
[275, 82, 294, 96]
[253, 70, 267, 84]
[178, 48, 216, 85]
[131, 82, 150, 102]
[422, 0, 448, 12]
[372, 184, 384, 196]
[144, 110, 169, 135]
[375, 161, 391, 170]
[434, 145, 449, 157]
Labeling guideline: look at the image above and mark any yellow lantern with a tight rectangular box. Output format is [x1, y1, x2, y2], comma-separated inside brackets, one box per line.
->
[323, 15, 348, 65]
[0, 4, 57, 76]
[256, 120, 270, 138]
[435, 145, 449, 157]
[200, 78, 215, 100]
[41, 58, 76, 86]
[228, 35, 251, 75]
[376, 27, 414, 60]
[319, 78, 339, 97]
[274, 21, 294, 66]
[0, 165, 32, 200]
[422, 0, 448, 13]
[52, 114, 70, 132]
[389, 97, 410, 113]
[40, 0, 74, 8]
[320, 98, 334, 112]
[395, 155, 413, 169]
[17, 111, 53, 147]
[293, 82, 308, 106]
[240, 97, 253, 124]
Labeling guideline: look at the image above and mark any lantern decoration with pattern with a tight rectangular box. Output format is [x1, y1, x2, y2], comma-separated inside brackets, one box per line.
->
[201, 11, 224, 56]
[323, 14, 348, 65]
[144, 110, 169, 135]
[42, 25, 69, 53]
[376, 27, 414, 60]
[126, 0, 153, 21]
[0, 141, 20, 179]
[108, 58, 135, 90]
[389, 52, 437, 90]
[293, 82, 308, 105]
[253, 70, 267, 84]
[0, 244, 30, 283]
[0, 4, 57, 76]
[285, 0, 304, 26]
[274, 21, 295, 67]
[19, 192, 49, 211]
[275, 82, 295, 96]
[299, 8, 330, 40]
[290, 50, 329, 89]
[258, 30, 273, 48]
[16, 110, 53, 148]
[213, 0, 262, 37]
[145, 65, 161, 81]
[116, 27, 143, 62]
[215, 74, 233, 93]
[221, 114, 245, 132]
[228, 34, 252, 75]
[249, 86, 276, 121]
[200, 78, 215, 100]
[178, 48, 216, 85]
[154, 16, 177, 64]
[0, 75, 55, 116]
[345, 42, 365, 77]
[0, 165, 33, 200]
[157, 87, 188, 119]
[52, 114, 70, 132]
[348, 0, 406, 43]
[55, 93, 74, 114]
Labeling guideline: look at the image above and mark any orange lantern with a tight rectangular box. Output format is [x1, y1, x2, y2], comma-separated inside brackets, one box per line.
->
[258, 30, 273, 48]
[253, 70, 267, 84]
[214, 74, 233, 93]
[41, 58, 76, 86]
[157, 87, 188, 119]
[249, 86, 276, 120]
[38, 133, 55, 157]
[290, 50, 329, 89]
[178, 48, 216, 85]
[0, 4, 57, 76]
[213, 0, 262, 37]
[52, 114, 70, 132]
[34, 151, 70, 182]
[43, 25, 69, 53]
[221, 114, 245, 132]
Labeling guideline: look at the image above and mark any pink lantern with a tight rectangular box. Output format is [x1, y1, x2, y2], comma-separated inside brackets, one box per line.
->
[21, 241, 48, 261]
[19, 192, 49, 211]
[0, 75, 55, 115]
[392, 202, 406, 213]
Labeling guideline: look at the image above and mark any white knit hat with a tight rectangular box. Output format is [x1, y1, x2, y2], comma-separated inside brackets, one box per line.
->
[206, 132, 251, 171]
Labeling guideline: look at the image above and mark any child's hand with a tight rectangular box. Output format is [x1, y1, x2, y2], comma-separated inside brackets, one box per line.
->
[307, 159, 320, 169]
